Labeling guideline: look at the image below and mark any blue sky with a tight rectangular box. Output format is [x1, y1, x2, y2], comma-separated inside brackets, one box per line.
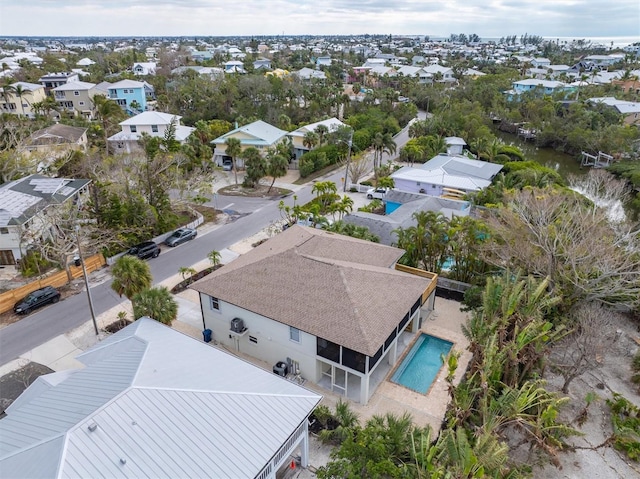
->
[0, 0, 638, 39]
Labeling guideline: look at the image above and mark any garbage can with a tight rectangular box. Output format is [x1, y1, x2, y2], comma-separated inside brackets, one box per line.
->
[203, 329, 212, 343]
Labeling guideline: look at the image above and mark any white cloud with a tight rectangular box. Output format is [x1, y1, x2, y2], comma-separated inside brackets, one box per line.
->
[0, 0, 638, 38]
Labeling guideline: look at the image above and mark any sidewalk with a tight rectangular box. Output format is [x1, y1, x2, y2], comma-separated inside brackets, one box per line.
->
[0, 167, 374, 377]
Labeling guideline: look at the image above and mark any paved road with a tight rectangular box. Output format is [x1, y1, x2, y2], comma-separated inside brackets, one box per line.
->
[0, 116, 420, 365]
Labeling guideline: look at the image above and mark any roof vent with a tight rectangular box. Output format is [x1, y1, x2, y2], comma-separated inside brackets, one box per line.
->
[120, 458, 127, 465]
[88, 423, 98, 432]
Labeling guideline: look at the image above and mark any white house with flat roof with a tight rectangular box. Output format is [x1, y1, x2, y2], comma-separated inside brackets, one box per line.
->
[0, 318, 321, 478]
[191, 225, 437, 405]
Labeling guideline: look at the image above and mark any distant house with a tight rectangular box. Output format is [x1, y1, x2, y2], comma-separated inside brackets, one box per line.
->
[22, 124, 88, 159]
[589, 97, 640, 125]
[108, 111, 195, 154]
[584, 54, 624, 68]
[190, 50, 214, 61]
[191, 225, 438, 405]
[52, 81, 99, 119]
[316, 56, 332, 67]
[531, 57, 551, 68]
[253, 58, 272, 70]
[132, 62, 157, 76]
[38, 72, 80, 96]
[0, 174, 90, 265]
[422, 64, 456, 83]
[224, 60, 246, 74]
[107, 79, 151, 114]
[396, 65, 432, 84]
[505, 79, 575, 99]
[288, 117, 347, 160]
[171, 65, 223, 78]
[391, 154, 503, 197]
[0, 317, 321, 478]
[75, 57, 95, 67]
[0, 82, 46, 118]
[211, 120, 288, 169]
[294, 67, 327, 81]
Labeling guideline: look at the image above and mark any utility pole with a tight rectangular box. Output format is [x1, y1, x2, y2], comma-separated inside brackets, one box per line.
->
[342, 128, 353, 193]
[75, 225, 99, 335]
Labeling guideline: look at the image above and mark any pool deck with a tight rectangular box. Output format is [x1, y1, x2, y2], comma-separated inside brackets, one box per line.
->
[311, 296, 472, 433]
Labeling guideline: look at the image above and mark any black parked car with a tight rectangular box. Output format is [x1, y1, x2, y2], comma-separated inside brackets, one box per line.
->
[14, 286, 61, 315]
[164, 227, 197, 247]
[126, 241, 160, 260]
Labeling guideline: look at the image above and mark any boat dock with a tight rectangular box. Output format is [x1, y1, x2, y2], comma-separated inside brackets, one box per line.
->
[580, 151, 614, 168]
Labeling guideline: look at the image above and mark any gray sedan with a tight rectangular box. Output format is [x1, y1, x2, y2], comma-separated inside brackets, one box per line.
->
[164, 227, 197, 247]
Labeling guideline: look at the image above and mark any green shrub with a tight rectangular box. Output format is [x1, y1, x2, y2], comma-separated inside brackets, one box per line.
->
[607, 393, 640, 462]
[299, 156, 315, 178]
[18, 251, 55, 277]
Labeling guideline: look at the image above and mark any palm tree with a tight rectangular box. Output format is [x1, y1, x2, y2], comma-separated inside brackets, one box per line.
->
[132, 286, 178, 325]
[225, 137, 242, 185]
[207, 250, 221, 268]
[111, 255, 153, 306]
[1, 82, 16, 114]
[302, 130, 319, 151]
[315, 124, 329, 145]
[265, 149, 289, 193]
[95, 94, 125, 155]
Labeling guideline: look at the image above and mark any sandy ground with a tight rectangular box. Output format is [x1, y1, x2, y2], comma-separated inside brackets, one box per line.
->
[533, 313, 640, 478]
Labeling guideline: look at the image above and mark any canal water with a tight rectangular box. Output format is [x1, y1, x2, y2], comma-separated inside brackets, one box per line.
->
[494, 129, 587, 178]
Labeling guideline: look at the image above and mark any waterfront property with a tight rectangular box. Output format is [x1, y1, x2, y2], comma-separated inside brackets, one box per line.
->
[190, 225, 438, 405]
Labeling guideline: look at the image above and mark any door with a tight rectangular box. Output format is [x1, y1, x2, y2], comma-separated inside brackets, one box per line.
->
[0, 250, 15, 265]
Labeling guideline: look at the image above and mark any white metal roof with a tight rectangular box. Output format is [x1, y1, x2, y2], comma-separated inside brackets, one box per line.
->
[212, 120, 287, 146]
[119, 111, 182, 126]
[0, 318, 320, 478]
[392, 165, 491, 191]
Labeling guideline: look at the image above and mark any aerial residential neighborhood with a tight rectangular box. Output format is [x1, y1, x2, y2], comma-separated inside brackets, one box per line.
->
[0, 20, 639, 479]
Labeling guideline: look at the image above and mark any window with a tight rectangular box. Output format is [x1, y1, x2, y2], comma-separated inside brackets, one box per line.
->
[0, 227, 8, 234]
[249, 335, 258, 344]
[210, 296, 220, 310]
[289, 326, 300, 343]
[73, 91, 80, 96]
[78, 101, 85, 106]
[317, 337, 340, 363]
[130, 125, 137, 133]
[151, 125, 158, 133]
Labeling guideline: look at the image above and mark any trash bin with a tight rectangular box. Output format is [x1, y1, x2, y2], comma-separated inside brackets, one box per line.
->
[203, 329, 212, 343]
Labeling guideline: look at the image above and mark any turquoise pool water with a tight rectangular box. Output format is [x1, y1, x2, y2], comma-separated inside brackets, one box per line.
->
[391, 334, 453, 394]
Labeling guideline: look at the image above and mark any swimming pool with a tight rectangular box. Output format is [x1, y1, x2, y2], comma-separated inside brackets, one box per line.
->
[391, 334, 453, 394]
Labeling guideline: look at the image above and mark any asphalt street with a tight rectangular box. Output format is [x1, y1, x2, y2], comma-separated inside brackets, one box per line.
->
[0, 114, 421, 365]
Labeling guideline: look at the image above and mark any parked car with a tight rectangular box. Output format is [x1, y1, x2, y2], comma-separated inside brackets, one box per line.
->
[222, 158, 233, 171]
[14, 286, 61, 315]
[126, 241, 160, 260]
[164, 227, 197, 247]
[366, 187, 389, 200]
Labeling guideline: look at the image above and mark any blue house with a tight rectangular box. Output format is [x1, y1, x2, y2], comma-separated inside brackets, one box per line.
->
[505, 79, 575, 100]
[107, 79, 151, 114]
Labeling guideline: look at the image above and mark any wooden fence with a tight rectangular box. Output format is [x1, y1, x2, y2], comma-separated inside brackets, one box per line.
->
[0, 253, 105, 315]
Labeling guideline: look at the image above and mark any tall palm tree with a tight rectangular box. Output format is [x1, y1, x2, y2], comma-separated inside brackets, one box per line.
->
[132, 286, 178, 325]
[13, 85, 29, 118]
[111, 255, 153, 307]
[315, 124, 329, 145]
[225, 137, 242, 185]
[1, 82, 16, 114]
[95, 94, 125, 156]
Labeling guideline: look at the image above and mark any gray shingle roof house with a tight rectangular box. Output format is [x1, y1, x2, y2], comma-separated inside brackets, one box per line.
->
[0, 318, 321, 478]
[23, 124, 88, 151]
[0, 174, 90, 264]
[190, 225, 437, 404]
[343, 193, 471, 246]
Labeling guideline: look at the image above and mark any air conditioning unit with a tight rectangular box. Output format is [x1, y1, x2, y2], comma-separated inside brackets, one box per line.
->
[230, 317, 245, 333]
